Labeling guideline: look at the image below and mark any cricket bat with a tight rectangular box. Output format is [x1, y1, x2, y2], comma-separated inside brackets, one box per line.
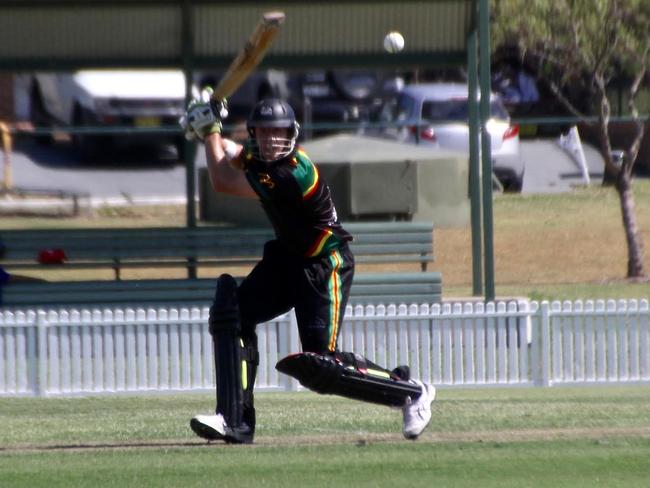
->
[212, 11, 286, 101]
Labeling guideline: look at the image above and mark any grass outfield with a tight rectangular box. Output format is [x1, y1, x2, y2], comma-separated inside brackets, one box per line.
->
[2, 440, 650, 488]
[2, 179, 649, 299]
[2, 386, 650, 487]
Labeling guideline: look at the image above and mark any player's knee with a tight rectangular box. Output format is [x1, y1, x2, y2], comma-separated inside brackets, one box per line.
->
[209, 273, 240, 335]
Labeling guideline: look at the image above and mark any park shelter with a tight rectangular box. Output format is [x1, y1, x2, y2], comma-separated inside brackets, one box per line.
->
[0, 0, 495, 298]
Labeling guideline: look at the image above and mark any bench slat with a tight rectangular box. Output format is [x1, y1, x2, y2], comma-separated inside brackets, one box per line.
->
[0, 272, 442, 308]
[1, 222, 435, 277]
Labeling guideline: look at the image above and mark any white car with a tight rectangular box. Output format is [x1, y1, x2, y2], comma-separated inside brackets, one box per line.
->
[372, 82, 524, 191]
[28, 70, 188, 158]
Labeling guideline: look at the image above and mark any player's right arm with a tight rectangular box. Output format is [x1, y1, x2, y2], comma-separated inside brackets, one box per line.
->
[204, 133, 257, 198]
[180, 90, 257, 199]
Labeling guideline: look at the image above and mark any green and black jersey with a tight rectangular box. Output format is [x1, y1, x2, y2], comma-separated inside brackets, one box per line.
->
[243, 145, 352, 258]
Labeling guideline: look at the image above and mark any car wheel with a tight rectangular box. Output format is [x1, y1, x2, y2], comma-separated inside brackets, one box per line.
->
[503, 174, 523, 193]
[510, 177, 523, 193]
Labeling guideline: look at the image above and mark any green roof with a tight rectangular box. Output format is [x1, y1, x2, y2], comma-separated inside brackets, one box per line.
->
[0, 0, 476, 70]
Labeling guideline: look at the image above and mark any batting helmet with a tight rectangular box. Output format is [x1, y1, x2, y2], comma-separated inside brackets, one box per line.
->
[247, 98, 299, 161]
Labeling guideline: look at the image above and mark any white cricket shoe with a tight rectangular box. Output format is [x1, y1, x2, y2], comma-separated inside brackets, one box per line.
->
[402, 380, 436, 439]
[190, 413, 227, 441]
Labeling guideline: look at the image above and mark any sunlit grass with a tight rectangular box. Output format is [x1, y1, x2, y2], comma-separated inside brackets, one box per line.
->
[2, 388, 650, 487]
[2, 179, 650, 299]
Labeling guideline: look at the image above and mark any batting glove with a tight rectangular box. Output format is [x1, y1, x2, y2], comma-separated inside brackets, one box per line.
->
[179, 88, 227, 141]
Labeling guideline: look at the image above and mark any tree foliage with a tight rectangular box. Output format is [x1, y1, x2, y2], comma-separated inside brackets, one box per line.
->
[492, 0, 650, 278]
[493, 0, 649, 116]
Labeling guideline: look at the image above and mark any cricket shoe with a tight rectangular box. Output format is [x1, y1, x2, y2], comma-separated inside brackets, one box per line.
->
[190, 413, 255, 444]
[190, 413, 227, 441]
[402, 380, 436, 440]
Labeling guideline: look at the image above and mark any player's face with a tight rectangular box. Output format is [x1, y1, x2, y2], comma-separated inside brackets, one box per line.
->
[255, 127, 292, 162]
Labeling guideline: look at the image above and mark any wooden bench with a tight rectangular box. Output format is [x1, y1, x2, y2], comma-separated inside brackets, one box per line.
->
[0, 272, 442, 309]
[0, 222, 434, 279]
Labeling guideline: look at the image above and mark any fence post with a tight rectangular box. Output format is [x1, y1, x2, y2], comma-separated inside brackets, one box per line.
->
[23, 311, 38, 396]
[517, 299, 530, 383]
[606, 299, 617, 381]
[640, 300, 649, 380]
[35, 311, 48, 397]
[539, 301, 551, 387]
[529, 301, 540, 385]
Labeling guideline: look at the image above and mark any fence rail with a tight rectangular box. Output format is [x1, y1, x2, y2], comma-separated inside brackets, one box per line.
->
[1, 299, 648, 397]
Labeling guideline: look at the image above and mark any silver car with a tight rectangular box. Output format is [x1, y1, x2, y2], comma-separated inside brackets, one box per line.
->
[372, 82, 524, 192]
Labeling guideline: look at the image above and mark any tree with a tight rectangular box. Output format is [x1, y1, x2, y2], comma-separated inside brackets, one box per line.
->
[492, 0, 649, 279]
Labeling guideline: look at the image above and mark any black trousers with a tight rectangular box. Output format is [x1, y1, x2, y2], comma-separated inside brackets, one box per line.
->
[238, 240, 354, 353]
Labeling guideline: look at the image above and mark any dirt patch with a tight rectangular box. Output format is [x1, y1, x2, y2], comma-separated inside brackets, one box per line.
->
[3, 426, 649, 454]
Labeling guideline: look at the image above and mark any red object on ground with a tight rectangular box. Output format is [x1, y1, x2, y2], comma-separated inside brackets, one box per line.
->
[37, 249, 67, 264]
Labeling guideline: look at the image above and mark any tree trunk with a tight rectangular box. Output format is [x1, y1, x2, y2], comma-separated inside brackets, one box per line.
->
[615, 171, 646, 278]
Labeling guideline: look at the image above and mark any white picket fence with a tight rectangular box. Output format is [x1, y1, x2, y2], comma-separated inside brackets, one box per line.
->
[0, 299, 648, 397]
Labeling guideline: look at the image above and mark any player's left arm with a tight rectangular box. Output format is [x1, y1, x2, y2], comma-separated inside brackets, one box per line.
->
[180, 90, 256, 198]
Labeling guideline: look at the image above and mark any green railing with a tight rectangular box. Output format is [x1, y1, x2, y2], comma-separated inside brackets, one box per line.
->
[13, 113, 650, 139]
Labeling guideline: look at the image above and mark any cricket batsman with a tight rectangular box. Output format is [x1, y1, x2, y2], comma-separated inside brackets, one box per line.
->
[180, 91, 436, 444]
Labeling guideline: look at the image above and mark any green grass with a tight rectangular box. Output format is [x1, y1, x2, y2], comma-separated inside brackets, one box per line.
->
[2, 439, 650, 488]
[2, 387, 650, 487]
[2, 178, 650, 298]
[446, 282, 650, 301]
[3, 387, 650, 447]
[3, 172, 650, 487]
[435, 178, 650, 298]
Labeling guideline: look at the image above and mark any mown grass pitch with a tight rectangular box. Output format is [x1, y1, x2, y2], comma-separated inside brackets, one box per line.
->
[2, 386, 650, 487]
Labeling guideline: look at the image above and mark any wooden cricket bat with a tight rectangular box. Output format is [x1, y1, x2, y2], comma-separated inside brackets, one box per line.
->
[212, 11, 286, 101]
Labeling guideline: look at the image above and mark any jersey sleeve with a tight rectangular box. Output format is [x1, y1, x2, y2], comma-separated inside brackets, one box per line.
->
[290, 149, 320, 200]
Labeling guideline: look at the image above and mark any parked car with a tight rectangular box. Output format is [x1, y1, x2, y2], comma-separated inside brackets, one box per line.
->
[286, 69, 402, 138]
[28, 70, 188, 158]
[195, 68, 404, 139]
[369, 82, 524, 191]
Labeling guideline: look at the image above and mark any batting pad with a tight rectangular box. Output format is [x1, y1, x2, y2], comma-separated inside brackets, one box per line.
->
[276, 352, 421, 407]
[210, 274, 256, 443]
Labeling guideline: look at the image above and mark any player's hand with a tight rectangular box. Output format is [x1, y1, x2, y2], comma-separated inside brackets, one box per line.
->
[179, 88, 226, 141]
[210, 97, 229, 120]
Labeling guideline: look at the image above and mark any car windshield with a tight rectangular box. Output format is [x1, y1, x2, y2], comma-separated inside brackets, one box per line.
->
[378, 93, 509, 124]
[422, 99, 508, 122]
[422, 99, 508, 123]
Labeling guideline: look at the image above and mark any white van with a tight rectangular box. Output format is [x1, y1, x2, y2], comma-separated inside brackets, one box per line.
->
[26, 70, 187, 158]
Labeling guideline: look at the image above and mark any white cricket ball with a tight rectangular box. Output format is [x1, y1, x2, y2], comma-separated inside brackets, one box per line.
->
[383, 31, 405, 53]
